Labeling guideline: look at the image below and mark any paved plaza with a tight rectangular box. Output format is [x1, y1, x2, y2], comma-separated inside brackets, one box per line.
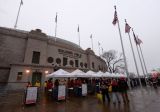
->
[0, 87, 160, 112]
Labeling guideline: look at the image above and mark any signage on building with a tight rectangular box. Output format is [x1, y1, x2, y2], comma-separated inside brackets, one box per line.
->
[58, 49, 81, 58]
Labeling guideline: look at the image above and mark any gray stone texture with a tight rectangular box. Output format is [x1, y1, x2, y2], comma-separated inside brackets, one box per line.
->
[0, 27, 107, 90]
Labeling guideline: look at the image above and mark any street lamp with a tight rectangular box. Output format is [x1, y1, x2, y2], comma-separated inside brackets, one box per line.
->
[45, 70, 49, 74]
[26, 70, 30, 73]
[25, 69, 30, 81]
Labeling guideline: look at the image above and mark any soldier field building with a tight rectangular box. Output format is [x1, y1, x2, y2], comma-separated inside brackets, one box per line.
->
[0, 27, 107, 90]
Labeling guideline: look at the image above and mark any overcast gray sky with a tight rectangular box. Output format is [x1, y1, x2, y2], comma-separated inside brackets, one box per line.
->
[0, 0, 160, 74]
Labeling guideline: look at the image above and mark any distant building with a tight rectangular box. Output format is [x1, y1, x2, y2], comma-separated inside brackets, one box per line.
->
[0, 27, 107, 90]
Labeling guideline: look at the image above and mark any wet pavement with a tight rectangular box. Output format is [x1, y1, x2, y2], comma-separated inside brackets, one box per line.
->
[0, 87, 160, 112]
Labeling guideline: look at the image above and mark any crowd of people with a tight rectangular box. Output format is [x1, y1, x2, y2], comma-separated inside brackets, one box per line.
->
[25, 75, 160, 104]
[95, 78, 129, 104]
[39, 77, 130, 104]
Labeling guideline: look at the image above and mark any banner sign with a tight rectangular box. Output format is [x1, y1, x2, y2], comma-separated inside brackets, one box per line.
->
[25, 87, 38, 104]
[58, 85, 66, 100]
[58, 49, 81, 59]
[82, 84, 87, 96]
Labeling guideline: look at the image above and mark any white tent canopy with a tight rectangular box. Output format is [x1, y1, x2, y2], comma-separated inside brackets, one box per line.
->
[70, 69, 88, 77]
[118, 73, 127, 78]
[92, 71, 104, 77]
[108, 73, 127, 78]
[102, 72, 127, 78]
[46, 69, 70, 78]
[85, 70, 95, 75]
[103, 72, 112, 77]
[46, 69, 127, 78]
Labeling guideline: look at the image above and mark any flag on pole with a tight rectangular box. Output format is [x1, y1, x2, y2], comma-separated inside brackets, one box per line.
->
[133, 31, 142, 45]
[21, 0, 23, 5]
[98, 41, 100, 46]
[101, 47, 104, 54]
[133, 31, 138, 45]
[77, 25, 79, 32]
[90, 34, 92, 39]
[55, 13, 57, 23]
[136, 36, 143, 45]
[125, 23, 131, 33]
[112, 10, 118, 25]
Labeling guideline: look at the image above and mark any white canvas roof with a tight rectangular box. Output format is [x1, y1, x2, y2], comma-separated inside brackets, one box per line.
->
[70, 69, 88, 77]
[85, 70, 95, 75]
[46, 69, 70, 78]
[103, 72, 112, 77]
[92, 71, 104, 77]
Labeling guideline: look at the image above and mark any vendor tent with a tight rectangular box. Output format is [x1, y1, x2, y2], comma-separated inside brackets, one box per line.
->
[103, 72, 112, 77]
[85, 70, 95, 75]
[108, 73, 127, 78]
[118, 73, 127, 78]
[46, 69, 70, 78]
[92, 71, 104, 77]
[70, 69, 88, 77]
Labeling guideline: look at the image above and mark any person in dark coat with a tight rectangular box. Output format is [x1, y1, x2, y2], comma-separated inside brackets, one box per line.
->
[100, 81, 110, 103]
[118, 78, 129, 103]
[111, 79, 120, 104]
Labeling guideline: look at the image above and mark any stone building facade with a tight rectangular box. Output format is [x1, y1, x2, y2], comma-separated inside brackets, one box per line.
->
[0, 27, 107, 90]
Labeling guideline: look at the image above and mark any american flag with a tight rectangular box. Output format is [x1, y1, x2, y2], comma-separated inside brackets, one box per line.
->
[125, 23, 131, 33]
[112, 10, 118, 25]
[90, 34, 92, 39]
[136, 36, 143, 45]
[98, 42, 100, 46]
[21, 0, 23, 5]
[133, 31, 138, 45]
[133, 31, 142, 45]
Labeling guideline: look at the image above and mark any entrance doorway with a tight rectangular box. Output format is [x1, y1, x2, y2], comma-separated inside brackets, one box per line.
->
[32, 72, 42, 86]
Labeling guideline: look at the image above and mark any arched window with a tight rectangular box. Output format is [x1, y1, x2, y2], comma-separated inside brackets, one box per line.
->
[47, 57, 54, 63]
[69, 60, 74, 67]
[84, 63, 87, 68]
[80, 62, 83, 68]
[56, 58, 61, 64]
[92, 62, 95, 69]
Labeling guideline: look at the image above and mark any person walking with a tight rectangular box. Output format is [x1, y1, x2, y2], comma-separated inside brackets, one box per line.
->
[111, 79, 121, 104]
[35, 80, 41, 87]
[44, 81, 47, 93]
[100, 81, 110, 104]
[118, 78, 129, 103]
[26, 81, 32, 87]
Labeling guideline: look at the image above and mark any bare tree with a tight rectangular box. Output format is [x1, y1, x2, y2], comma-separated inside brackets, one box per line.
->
[102, 50, 124, 73]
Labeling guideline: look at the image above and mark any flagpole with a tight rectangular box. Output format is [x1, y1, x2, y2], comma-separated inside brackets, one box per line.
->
[139, 45, 148, 75]
[77, 25, 80, 47]
[98, 42, 100, 56]
[101, 47, 103, 54]
[55, 21, 57, 37]
[114, 6, 131, 88]
[132, 29, 147, 85]
[125, 20, 142, 87]
[136, 44, 146, 82]
[90, 34, 94, 50]
[14, 0, 23, 29]
[55, 12, 58, 37]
